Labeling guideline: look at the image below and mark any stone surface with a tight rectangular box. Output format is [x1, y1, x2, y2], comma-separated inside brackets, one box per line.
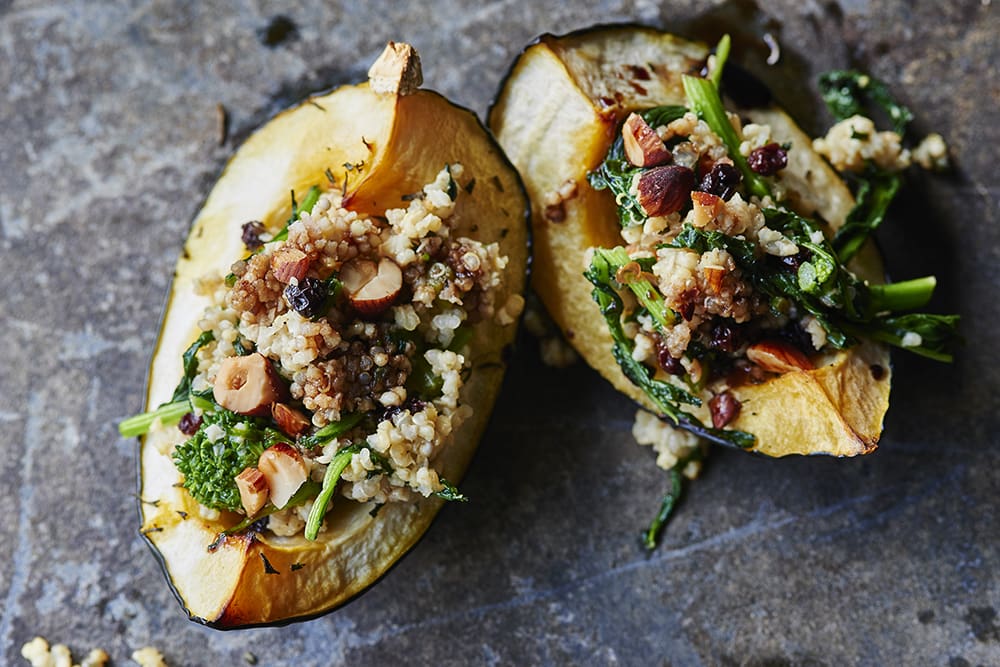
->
[1, 1, 998, 665]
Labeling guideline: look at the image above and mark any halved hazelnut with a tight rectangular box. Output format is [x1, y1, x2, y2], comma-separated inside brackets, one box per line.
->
[235, 467, 269, 516]
[271, 247, 310, 284]
[690, 191, 723, 228]
[213, 353, 286, 416]
[341, 257, 403, 316]
[257, 442, 308, 509]
[622, 113, 672, 167]
[272, 402, 311, 438]
[633, 165, 695, 217]
[746, 339, 815, 374]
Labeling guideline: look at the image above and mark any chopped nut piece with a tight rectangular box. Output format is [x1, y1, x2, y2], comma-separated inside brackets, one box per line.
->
[271, 247, 310, 284]
[702, 266, 725, 293]
[690, 190, 723, 228]
[622, 112, 672, 167]
[633, 165, 695, 217]
[368, 41, 423, 96]
[213, 353, 286, 416]
[342, 257, 403, 316]
[746, 339, 814, 374]
[257, 443, 308, 509]
[272, 403, 311, 437]
[235, 467, 269, 516]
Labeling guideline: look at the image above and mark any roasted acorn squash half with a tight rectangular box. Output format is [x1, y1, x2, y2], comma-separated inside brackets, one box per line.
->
[137, 45, 528, 627]
[489, 25, 891, 457]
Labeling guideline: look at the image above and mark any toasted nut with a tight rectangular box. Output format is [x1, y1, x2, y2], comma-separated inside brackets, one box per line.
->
[213, 353, 286, 416]
[368, 41, 422, 96]
[622, 113, 672, 167]
[257, 442, 308, 509]
[702, 266, 725, 293]
[746, 339, 815, 374]
[633, 165, 695, 217]
[271, 247, 310, 284]
[690, 190, 723, 228]
[342, 257, 403, 316]
[272, 403, 311, 437]
[709, 391, 741, 428]
[235, 467, 269, 516]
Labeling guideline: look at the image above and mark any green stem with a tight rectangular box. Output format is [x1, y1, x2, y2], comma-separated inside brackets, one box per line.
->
[868, 276, 936, 312]
[682, 75, 771, 200]
[298, 412, 365, 449]
[118, 400, 190, 437]
[599, 247, 677, 332]
[643, 467, 683, 550]
[305, 445, 362, 540]
[709, 34, 730, 89]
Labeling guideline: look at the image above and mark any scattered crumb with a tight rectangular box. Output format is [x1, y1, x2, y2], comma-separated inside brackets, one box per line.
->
[131, 647, 169, 667]
[632, 409, 705, 475]
[20, 637, 110, 667]
[912, 133, 950, 171]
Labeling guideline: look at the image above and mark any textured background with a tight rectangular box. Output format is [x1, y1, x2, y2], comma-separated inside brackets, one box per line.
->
[2, 1, 998, 665]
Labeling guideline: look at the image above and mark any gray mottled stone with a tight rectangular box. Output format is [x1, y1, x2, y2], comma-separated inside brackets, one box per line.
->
[1, 0, 998, 665]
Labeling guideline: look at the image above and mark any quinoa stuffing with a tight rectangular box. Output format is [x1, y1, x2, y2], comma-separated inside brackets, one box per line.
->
[583, 37, 959, 547]
[123, 164, 522, 540]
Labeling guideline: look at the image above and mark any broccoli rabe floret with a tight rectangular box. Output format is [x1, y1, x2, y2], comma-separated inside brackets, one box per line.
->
[172, 409, 285, 512]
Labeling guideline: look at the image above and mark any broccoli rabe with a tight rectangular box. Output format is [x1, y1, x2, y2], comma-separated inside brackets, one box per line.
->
[172, 408, 288, 512]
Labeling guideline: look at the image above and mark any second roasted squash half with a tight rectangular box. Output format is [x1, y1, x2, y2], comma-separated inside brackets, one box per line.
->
[489, 26, 893, 457]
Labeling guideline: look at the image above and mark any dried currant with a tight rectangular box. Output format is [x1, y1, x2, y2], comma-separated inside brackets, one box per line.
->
[241, 220, 266, 250]
[747, 143, 788, 176]
[178, 412, 202, 436]
[698, 162, 741, 200]
[284, 277, 328, 318]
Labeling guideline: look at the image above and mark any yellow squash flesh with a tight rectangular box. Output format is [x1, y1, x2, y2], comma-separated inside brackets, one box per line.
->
[489, 26, 890, 457]
[140, 82, 528, 627]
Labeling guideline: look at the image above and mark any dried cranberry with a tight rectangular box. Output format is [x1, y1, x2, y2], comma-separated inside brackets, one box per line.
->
[709, 391, 741, 428]
[656, 344, 685, 376]
[698, 163, 741, 200]
[178, 412, 202, 436]
[780, 248, 812, 271]
[709, 321, 742, 353]
[241, 221, 266, 250]
[284, 277, 328, 318]
[747, 143, 788, 176]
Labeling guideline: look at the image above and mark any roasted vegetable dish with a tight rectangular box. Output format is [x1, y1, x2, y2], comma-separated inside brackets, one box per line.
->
[490, 26, 957, 545]
[122, 43, 528, 626]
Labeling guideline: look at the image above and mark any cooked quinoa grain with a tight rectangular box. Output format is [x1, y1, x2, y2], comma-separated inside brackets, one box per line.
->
[171, 164, 514, 537]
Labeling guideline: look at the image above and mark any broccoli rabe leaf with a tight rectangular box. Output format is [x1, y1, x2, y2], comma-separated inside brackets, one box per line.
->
[847, 313, 961, 363]
[831, 169, 901, 264]
[169, 331, 215, 404]
[818, 70, 914, 135]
